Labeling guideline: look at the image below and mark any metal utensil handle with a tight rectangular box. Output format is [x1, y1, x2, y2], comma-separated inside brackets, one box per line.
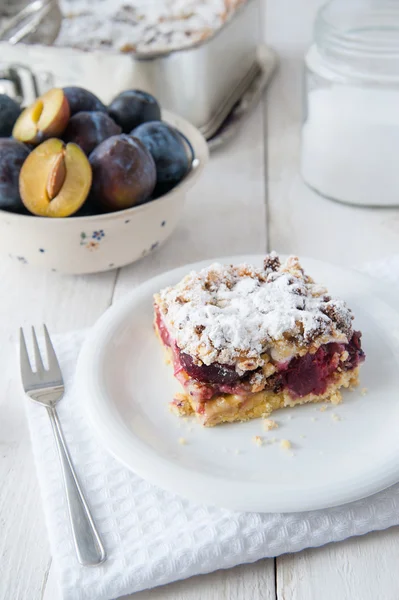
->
[47, 406, 106, 566]
[0, 0, 53, 44]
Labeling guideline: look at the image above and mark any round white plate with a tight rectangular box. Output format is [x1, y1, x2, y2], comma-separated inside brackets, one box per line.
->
[77, 255, 399, 513]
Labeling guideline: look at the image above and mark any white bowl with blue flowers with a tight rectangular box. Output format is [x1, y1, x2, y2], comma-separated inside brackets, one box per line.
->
[0, 110, 208, 274]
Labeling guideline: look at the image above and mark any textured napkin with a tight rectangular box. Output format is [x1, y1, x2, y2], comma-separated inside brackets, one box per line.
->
[24, 257, 399, 600]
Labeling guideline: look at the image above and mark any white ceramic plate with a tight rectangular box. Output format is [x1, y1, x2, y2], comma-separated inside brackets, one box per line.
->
[78, 256, 399, 513]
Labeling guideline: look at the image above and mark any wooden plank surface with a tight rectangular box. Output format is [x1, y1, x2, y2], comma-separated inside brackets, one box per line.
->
[2, 0, 399, 598]
[277, 529, 399, 600]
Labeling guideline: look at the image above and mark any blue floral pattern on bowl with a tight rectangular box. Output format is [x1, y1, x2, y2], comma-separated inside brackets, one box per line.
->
[80, 230, 105, 251]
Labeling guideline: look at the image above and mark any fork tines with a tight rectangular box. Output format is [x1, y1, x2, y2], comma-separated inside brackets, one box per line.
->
[19, 325, 63, 387]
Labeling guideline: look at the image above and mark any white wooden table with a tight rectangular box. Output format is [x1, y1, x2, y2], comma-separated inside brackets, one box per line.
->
[2, 1, 399, 598]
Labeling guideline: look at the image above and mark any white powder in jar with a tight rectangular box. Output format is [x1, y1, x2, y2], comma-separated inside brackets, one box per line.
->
[301, 85, 399, 207]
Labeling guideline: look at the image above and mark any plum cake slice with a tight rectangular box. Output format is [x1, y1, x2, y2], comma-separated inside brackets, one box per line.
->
[153, 253, 365, 427]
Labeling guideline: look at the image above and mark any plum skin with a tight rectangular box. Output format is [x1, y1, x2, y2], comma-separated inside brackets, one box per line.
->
[108, 90, 161, 133]
[63, 87, 106, 116]
[0, 139, 30, 212]
[131, 121, 190, 195]
[0, 94, 21, 137]
[89, 134, 156, 211]
[63, 111, 121, 155]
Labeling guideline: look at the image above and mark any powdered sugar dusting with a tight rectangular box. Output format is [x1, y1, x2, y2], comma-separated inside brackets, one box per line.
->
[155, 254, 353, 370]
[55, 0, 247, 55]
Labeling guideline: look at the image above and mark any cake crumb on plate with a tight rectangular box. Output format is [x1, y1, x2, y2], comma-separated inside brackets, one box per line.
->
[361, 387, 368, 396]
[280, 439, 291, 450]
[178, 437, 187, 445]
[263, 418, 278, 431]
[331, 413, 341, 422]
[253, 435, 263, 447]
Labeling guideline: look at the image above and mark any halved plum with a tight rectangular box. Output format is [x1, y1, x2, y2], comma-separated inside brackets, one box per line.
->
[19, 138, 92, 217]
[13, 88, 70, 145]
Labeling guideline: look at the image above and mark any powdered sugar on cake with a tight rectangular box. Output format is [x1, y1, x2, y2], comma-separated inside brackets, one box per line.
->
[55, 0, 247, 55]
[154, 254, 353, 371]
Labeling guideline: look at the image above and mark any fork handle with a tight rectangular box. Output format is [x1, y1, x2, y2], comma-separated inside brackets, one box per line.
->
[47, 406, 106, 566]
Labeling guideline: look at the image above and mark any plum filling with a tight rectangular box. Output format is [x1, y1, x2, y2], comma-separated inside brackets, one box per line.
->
[179, 352, 240, 385]
[155, 305, 365, 402]
[275, 332, 364, 398]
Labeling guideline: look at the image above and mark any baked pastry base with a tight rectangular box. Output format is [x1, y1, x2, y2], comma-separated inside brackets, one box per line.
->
[167, 353, 359, 428]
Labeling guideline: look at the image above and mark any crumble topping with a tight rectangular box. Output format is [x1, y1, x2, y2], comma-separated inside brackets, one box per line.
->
[155, 253, 354, 371]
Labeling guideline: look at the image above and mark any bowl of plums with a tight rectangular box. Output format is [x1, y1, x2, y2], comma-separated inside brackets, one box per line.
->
[0, 86, 208, 274]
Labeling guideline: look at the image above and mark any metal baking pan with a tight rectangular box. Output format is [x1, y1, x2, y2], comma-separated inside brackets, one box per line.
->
[0, 0, 260, 134]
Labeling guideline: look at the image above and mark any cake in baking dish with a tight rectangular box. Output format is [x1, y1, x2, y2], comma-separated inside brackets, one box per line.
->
[55, 0, 248, 55]
[153, 253, 365, 427]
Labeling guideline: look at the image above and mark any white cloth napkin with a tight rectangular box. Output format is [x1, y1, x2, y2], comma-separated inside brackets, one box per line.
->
[24, 257, 399, 600]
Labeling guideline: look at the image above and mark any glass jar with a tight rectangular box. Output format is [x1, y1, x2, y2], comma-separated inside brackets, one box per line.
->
[301, 0, 399, 207]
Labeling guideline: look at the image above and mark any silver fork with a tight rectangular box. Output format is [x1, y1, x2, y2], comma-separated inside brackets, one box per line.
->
[19, 325, 106, 566]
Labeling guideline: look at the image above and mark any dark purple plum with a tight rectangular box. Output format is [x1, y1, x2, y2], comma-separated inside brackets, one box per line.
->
[0, 139, 30, 212]
[131, 121, 190, 195]
[89, 134, 156, 211]
[73, 195, 102, 217]
[108, 90, 161, 133]
[0, 94, 21, 137]
[63, 87, 106, 116]
[63, 111, 121, 155]
[179, 351, 241, 385]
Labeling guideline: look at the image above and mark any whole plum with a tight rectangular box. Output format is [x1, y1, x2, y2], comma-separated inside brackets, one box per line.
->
[0, 94, 21, 137]
[131, 121, 190, 195]
[63, 111, 122, 155]
[89, 134, 156, 211]
[0, 139, 30, 212]
[108, 90, 161, 133]
[63, 87, 106, 116]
